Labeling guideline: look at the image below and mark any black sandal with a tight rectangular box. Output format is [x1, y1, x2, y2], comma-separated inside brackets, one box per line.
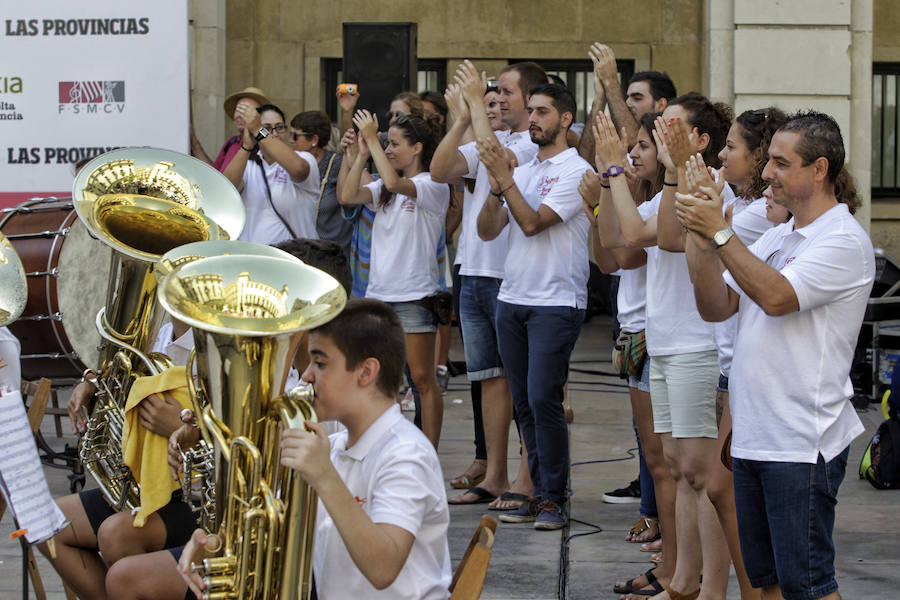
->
[613, 567, 658, 594]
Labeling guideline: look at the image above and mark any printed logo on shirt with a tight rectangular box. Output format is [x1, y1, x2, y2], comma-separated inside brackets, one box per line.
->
[537, 176, 559, 199]
[271, 167, 289, 184]
[401, 197, 416, 213]
[354, 496, 367, 506]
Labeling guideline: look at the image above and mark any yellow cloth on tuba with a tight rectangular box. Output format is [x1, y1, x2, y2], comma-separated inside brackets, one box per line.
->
[122, 366, 193, 527]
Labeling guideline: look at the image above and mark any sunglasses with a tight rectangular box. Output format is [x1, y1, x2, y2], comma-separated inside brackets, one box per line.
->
[291, 131, 314, 141]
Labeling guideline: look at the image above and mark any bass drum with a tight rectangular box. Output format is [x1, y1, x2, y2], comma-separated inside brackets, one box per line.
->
[0, 198, 111, 381]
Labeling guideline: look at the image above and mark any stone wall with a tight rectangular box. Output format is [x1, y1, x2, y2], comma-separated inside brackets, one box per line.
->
[219, 0, 706, 134]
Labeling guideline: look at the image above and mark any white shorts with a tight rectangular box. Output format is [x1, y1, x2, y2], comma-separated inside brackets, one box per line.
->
[649, 350, 719, 438]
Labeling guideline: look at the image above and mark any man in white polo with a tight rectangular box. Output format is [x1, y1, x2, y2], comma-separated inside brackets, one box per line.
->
[476, 82, 592, 530]
[676, 111, 873, 600]
[431, 60, 546, 506]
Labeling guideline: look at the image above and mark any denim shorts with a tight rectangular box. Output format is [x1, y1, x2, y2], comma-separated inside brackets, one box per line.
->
[649, 350, 719, 438]
[733, 447, 849, 600]
[627, 355, 651, 392]
[717, 372, 729, 393]
[459, 275, 504, 380]
[387, 300, 437, 334]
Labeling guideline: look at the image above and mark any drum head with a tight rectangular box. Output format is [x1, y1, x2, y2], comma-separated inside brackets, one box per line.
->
[58, 219, 112, 371]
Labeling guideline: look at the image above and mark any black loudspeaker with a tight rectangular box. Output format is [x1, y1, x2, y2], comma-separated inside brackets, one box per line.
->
[343, 22, 417, 127]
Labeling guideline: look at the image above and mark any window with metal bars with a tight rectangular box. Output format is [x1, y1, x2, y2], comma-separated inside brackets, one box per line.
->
[873, 62, 900, 197]
[515, 59, 635, 125]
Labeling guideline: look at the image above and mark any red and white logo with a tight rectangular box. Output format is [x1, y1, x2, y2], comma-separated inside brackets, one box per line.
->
[58, 81, 125, 114]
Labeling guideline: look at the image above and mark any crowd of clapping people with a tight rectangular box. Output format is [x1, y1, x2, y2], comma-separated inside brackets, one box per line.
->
[0, 39, 871, 600]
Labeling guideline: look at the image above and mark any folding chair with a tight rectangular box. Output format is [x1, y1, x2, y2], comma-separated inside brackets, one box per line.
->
[449, 514, 498, 600]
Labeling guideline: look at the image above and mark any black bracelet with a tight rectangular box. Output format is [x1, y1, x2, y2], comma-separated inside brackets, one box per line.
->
[600, 183, 611, 189]
[663, 181, 677, 187]
[241, 144, 256, 152]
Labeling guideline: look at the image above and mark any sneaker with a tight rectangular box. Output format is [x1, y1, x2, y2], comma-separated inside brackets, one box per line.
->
[498, 498, 541, 523]
[534, 501, 566, 530]
[602, 478, 641, 504]
[436, 365, 450, 392]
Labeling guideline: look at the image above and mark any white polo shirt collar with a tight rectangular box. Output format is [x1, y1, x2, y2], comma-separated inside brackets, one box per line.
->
[337, 403, 404, 462]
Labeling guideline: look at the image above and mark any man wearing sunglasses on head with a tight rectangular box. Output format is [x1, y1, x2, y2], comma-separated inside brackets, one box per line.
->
[223, 103, 320, 245]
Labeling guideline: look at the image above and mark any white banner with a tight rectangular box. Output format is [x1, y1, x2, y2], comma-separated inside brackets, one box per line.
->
[0, 0, 189, 205]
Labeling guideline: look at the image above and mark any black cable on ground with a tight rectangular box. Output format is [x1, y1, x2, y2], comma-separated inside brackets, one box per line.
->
[559, 447, 638, 598]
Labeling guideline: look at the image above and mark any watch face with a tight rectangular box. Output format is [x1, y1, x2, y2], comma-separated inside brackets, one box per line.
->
[713, 229, 733, 247]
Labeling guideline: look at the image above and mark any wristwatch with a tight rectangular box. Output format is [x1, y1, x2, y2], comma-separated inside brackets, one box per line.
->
[711, 227, 735, 249]
[255, 127, 270, 142]
[603, 165, 625, 178]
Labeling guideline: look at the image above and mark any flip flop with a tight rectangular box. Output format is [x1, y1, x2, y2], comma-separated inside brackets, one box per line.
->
[449, 471, 485, 490]
[488, 491, 528, 511]
[448, 486, 496, 505]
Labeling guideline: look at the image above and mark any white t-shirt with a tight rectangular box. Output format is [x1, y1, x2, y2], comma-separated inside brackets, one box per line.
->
[715, 197, 774, 377]
[151, 322, 195, 368]
[363, 173, 450, 302]
[643, 191, 716, 356]
[456, 130, 538, 279]
[314, 404, 451, 600]
[238, 151, 320, 245]
[615, 201, 654, 334]
[0, 327, 21, 392]
[497, 147, 593, 308]
[724, 203, 874, 463]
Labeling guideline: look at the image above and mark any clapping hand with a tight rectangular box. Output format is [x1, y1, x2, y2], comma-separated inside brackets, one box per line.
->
[445, 83, 470, 125]
[684, 154, 724, 199]
[589, 43, 618, 84]
[578, 170, 604, 211]
[352, 110, 379, 142]
[593, 113, 627, 172]
[476, 136, 514, 189]
[454, 60, 487, 108]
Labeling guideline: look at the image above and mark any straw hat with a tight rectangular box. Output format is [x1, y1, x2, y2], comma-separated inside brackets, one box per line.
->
[223, 86, 271, 118]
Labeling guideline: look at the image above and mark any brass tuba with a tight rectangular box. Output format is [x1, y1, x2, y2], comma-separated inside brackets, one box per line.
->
[73, 148, 245, 510]
[0, 231, 27, 328]
[157, 251, 346, 600]
[156, 239, 314, 532]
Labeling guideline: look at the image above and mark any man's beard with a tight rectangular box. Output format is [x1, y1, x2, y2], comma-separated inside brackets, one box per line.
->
[530, 122, 561, 147]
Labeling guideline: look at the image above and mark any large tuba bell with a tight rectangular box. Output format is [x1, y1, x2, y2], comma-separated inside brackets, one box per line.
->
[0, 231, 27, 328]
[73, 148, 245, 510]
[157, 250, 346, 600]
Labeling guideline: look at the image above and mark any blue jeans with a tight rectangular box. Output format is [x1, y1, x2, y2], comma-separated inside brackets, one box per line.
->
[635, 416, 657, 518]
[733, 447, 849, 600]
[495, 301, 584, 505]
[459, 275, 504, 380]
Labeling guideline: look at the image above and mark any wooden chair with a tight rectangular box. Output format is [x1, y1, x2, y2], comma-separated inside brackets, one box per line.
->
[449, 515, 498, 600]
[21, 380, 67, 438]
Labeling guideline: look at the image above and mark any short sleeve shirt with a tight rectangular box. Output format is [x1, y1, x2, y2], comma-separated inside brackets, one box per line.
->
[238, 151, 320, 245]
[724, 203, 874, 463]
[363, 173, 450, 302]
[456, 130, 538, 278]
[497, 147, 593, 308]
[313, 404, 451, 600]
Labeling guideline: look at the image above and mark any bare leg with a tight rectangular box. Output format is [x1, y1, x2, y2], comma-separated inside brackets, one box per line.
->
[106, 550, 188, 600]
[97, 510, 169, 565]
[435, 322, 451, 368]
[707, 392, 759, 600]
[680, 436, 731, 600]
[407, 332, 442, 448]
[761, 586, 784, 600]
[37, 493, 108, 600]
[656, 435, 703, 598]
[616, 387, 676, 591]
[451, 376, 513, 501]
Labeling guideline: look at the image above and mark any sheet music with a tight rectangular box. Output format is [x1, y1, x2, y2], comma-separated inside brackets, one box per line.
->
[0, 388, 67, 544]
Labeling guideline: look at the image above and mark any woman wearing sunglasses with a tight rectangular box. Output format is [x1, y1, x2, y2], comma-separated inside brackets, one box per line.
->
[223, 102, 320, 244]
